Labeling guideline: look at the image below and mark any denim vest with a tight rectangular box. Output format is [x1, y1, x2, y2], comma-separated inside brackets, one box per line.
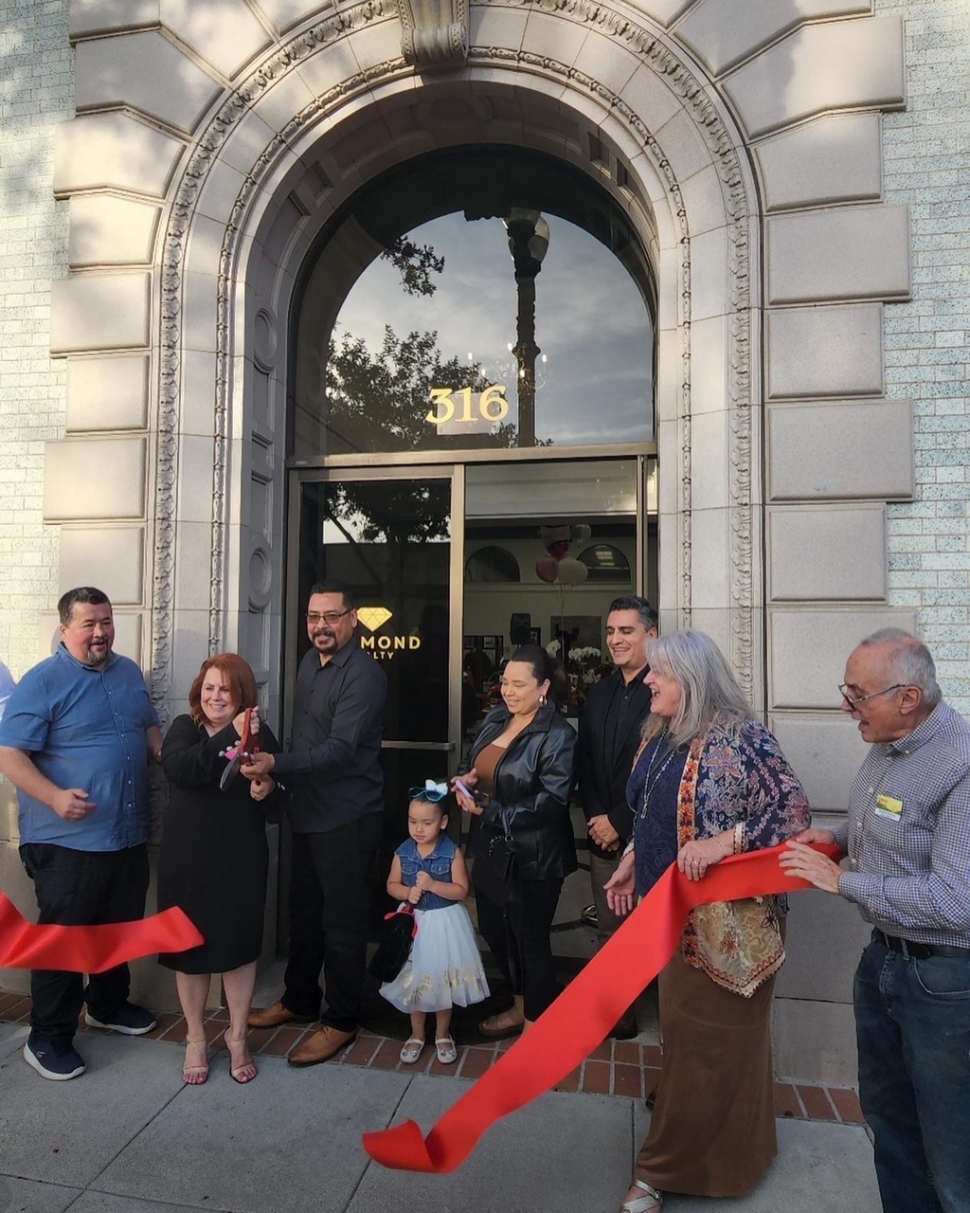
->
[397, 835, 457, 911]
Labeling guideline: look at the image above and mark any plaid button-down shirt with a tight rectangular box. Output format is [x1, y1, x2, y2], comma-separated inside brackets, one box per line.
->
[833, 700, 970, 947]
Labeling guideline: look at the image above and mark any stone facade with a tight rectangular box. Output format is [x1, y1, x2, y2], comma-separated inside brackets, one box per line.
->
[0, 0, 968, 1082]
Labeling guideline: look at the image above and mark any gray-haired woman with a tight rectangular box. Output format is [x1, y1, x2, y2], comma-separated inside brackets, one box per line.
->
[605, 629, 810, 1212]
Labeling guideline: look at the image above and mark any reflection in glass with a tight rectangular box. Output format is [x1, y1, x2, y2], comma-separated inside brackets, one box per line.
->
[293, 151, 655, 458]
[297, 479, 451, 746]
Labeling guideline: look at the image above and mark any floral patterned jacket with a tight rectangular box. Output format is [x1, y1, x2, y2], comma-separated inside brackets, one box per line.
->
[684, 713, 811, 854]
[632, 711, 811, 996]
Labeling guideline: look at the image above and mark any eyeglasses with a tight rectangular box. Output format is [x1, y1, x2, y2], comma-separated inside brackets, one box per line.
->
[838, 683, 906, 709]
[409, 783, 449, 803]
[306, 610, 351, 625]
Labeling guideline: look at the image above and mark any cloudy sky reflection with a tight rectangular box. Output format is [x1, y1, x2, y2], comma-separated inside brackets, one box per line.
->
[334, 211, 654, 445]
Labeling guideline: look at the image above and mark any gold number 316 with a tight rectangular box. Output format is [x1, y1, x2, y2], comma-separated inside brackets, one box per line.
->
[426, 384, 509, 425]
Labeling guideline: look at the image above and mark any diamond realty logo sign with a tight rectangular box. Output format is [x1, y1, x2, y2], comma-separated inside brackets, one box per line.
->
[357, 606, 393, 632]
[357, 606, 421, 660]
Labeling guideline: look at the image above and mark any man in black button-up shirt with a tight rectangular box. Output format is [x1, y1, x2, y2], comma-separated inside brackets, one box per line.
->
[577, 595, 657, 1038]
[244, 581, 386, 1064]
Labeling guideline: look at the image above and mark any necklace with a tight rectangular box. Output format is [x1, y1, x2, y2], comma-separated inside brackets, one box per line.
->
[638, 732, 680, 818]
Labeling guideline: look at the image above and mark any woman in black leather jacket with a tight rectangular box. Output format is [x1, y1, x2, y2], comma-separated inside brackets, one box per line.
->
[452, 644, 577, 1038]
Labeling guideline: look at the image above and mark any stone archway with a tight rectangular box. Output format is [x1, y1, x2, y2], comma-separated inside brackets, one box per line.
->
[49, 0, 915, 793]
[38, 0, 919, 1071]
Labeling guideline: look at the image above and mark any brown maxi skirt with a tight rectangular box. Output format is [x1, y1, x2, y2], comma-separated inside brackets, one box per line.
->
[634, 949, 779, 1198]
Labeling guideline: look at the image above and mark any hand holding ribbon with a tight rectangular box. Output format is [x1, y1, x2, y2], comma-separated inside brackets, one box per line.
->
[362, 841, 841, 1174]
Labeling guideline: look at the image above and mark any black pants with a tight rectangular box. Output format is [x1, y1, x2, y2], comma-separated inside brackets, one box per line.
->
[282, 815, 382, 1032]
[476, 876, 563, 1021]
[19, 842, 150, 1044]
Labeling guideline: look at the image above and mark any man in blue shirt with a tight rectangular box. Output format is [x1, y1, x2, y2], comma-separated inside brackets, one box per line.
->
[0, 587, 163, 1080]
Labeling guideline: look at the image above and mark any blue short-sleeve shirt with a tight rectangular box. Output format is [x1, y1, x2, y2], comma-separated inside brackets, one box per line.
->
[0, 644, 160, 852]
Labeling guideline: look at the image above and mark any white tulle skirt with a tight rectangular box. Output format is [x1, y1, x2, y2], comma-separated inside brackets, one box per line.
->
[380, 902, 490, 1013]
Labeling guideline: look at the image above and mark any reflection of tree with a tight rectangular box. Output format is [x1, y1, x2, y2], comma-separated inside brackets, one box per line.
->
[326, 325, 519, 546]
[381, 236, 445, 297]
[326, 323, 519, 458]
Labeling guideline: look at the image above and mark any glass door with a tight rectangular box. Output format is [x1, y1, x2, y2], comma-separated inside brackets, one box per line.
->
[286, 466, 464, 849]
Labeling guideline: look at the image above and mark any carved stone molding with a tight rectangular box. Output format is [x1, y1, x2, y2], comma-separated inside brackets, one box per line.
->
[152, 0, 757, 709]
[395, 0, 469, 67]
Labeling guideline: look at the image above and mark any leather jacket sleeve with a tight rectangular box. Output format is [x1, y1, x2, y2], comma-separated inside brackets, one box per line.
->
[471, 707, 578, 881]
[483, 720, 576, 835]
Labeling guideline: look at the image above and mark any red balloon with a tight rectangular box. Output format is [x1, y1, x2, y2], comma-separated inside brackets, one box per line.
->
[547, 539, 571, 561]
[535, 557, 559, 583]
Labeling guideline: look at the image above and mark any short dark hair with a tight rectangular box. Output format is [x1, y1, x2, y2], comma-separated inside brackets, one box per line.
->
[308, 580, 355, 610]
[608, 595, 658, 632]
[58, 586, 111, 626]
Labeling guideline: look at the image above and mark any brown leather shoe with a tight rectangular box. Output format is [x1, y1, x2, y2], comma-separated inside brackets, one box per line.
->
[246, 1001, 315, 1030]
[287, 1024, 357, 1067]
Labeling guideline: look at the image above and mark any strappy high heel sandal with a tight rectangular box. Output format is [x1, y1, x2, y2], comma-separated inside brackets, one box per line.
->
[619, 1180, 662, 1212]
[182, 1039, 209, 1085]
[223, 1031, 257, 1084]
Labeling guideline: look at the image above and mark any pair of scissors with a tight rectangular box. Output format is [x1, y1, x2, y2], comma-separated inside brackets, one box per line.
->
[219, 708, 261, 790]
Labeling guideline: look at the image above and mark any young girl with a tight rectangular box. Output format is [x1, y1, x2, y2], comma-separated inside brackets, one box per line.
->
[381, 781, 490, 1064]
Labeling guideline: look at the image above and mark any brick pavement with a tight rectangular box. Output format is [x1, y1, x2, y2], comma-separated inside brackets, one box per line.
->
[0, 991, 865, 1127]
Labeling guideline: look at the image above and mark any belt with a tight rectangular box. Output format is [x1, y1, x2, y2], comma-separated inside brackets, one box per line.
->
[873, 929, 970, 960]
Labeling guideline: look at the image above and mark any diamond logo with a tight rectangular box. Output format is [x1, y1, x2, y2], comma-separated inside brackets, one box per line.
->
[357, 606, 393, 632]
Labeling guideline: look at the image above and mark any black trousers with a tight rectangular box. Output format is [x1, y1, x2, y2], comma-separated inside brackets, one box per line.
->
[19, 842, 150, 1044]
[476, 876, 563, 1021]
[282, 815, 382, 1032]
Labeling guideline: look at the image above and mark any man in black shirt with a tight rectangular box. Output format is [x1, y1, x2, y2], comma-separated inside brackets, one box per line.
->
[244, 581, 387, 1064]
[577, 595, 657, 1038]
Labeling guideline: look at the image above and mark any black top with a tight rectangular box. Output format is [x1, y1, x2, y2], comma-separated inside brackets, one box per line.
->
[462, 703, 578, 881]
[577, 665, 653, 856]
[274, 642, 387, 833]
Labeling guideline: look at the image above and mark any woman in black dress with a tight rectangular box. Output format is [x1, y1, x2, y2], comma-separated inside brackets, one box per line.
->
[158, 653, 283, 1085]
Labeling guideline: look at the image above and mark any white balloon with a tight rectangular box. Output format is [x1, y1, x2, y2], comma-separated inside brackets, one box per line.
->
[557, 557, 588, 585]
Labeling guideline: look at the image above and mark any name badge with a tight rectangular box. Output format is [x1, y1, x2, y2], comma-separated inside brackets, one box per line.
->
[874, 793, 903, 821]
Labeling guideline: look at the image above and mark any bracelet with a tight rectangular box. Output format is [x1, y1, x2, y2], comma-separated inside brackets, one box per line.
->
[733, 822, 744, 855]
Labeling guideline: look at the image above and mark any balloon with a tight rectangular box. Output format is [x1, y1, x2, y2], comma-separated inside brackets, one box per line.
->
[556, 557, 588, 585]
[547, 539, 571, 561]
[572, 524, 592, 542]
[535, 557, 559, 583]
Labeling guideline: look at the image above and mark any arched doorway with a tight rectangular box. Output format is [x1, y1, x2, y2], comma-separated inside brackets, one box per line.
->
[286, 143, 659, 824]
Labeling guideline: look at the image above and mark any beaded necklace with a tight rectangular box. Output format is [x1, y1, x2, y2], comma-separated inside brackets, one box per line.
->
[638, 729, 680, 818]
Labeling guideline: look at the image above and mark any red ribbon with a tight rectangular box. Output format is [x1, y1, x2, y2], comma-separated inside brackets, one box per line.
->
[362, 842, 840, 1174]
[0, 893, 203, 973]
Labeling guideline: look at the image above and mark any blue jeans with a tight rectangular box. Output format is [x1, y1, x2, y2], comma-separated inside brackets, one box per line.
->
[854, 937, 970, 1213]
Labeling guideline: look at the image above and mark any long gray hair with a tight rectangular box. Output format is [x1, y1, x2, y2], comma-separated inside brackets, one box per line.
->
[642, 629, 752, 748]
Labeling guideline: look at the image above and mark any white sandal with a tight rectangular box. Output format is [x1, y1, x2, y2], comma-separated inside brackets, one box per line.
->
[620, 1179, 662, 1212]
[435, 1036, 458, 1064]
[399, 1037, 424, 1064]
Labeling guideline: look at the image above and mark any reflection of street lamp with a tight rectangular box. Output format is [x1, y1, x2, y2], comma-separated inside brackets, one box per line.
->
[504, 209, 550, 447]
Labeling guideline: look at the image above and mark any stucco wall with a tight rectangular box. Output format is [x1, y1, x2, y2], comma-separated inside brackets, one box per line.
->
[878, 0, 970, 715]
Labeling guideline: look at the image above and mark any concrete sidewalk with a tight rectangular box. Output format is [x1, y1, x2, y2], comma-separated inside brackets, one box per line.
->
[0, 1020, 880, 1213]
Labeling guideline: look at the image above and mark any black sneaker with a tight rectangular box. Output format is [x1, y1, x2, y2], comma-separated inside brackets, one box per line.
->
[24, 1036, 86, 1080]
[84, 1002, 157, 1035]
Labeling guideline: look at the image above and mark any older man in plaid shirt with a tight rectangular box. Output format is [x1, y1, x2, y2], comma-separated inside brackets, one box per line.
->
[782, 629, 970, 1213]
